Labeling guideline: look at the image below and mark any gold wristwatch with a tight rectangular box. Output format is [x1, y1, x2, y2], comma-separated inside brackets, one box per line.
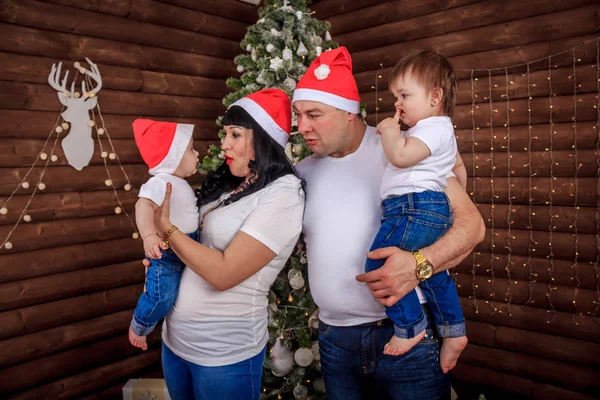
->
[412, 250, 434, 281]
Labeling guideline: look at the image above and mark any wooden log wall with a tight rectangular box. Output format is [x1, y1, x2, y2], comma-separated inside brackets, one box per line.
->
[0, 0, 255, 398]
[312, 0, 600, 398]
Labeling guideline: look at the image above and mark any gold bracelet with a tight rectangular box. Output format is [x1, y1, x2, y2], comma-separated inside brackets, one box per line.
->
[161, 224, 179, 250]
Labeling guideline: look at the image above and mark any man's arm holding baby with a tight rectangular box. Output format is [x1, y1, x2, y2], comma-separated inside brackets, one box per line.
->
[356, 177, 485, 306]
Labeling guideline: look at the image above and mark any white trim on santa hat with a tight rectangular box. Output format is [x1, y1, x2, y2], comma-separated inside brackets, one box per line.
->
[148, 123, 194, 175]
[292, 88, 360, 114]
[231, 97, 289, 147]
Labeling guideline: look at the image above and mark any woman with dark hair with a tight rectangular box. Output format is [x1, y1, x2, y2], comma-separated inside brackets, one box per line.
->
[147, 89, 305, 399]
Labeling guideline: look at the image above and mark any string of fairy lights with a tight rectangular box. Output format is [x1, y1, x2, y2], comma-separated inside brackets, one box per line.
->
[0, 60, 139, 252]
[372, 38, 600, 323]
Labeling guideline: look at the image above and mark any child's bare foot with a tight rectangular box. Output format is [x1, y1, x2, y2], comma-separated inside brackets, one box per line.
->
[384, 330, 426, 356]
[129, 326, 148, 351]
[440, 336, 468, 373]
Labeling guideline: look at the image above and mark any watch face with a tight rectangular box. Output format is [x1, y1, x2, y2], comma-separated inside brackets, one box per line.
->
[419, 263, 434, 279]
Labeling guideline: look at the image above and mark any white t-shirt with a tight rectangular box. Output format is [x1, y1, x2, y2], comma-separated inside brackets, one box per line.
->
[162, 174, 304, 366]
[296, 126, 425, 327]
[138, 174, 199, 234]
[380, 116, 457, 199]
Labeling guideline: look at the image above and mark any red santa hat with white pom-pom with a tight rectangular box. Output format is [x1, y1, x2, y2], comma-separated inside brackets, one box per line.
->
[229, 88, 291, 148]
[132, 119, 194, 175]
[292, 46, 361, 114]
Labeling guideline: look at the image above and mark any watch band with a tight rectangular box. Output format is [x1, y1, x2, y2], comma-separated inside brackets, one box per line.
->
[412, 250, 428, 265]
[161, 224, 179, 250]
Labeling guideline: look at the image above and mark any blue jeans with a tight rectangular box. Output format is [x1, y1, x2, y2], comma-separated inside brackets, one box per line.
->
[162, 342, 266, 400]
[130, 231, 198, 336]
[365, 192, 466, 339]
[319, 306, 451, 400]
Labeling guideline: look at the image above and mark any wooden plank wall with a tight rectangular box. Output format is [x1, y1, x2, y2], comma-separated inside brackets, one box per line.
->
[312, 0, 600, 399]
[0, 0, 255, 398]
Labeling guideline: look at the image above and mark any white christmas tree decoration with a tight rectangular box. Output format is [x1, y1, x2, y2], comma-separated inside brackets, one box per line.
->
[296, 10, 303, 19]
[316, 46, 322, 56]
[237, 65, 245, 73]
[270, 338, 294, 377]
[47, 58, 102, 171]
[282, 47, 293, 61]
[269, 56, 284, 71]
[325, 31, 332, 41]
[294, 347, 313, 367]
[296, 41, 308, 56]
[266, 43, 275, 53]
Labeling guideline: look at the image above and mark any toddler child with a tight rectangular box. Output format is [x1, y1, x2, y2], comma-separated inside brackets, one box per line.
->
[128, 119, 200, 350]
[366, 50, 468, 373]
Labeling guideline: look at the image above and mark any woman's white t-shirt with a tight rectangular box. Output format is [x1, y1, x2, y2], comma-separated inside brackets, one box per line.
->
[162, 174, 305, 366]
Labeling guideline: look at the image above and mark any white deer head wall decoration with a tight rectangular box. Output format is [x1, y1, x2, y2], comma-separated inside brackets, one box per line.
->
[48, 58, 102, 171]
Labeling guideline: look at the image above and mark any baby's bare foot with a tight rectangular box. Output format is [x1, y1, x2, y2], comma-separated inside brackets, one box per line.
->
[384, 330, 426, 356]
[129, 326, 148, 351]
[440, 336, 468, 373]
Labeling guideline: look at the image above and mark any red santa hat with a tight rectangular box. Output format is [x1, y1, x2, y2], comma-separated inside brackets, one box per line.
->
[292, 46, 361, 114]
[230, 88, 291, 147]
[132, 119, 194, 175]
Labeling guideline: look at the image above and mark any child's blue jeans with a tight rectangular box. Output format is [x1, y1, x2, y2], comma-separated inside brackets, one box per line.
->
[130, 231, 198, 336]
[365, 191, 466, 339]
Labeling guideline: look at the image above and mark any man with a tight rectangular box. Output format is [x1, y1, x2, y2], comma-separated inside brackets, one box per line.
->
[292, 46, 485, 399]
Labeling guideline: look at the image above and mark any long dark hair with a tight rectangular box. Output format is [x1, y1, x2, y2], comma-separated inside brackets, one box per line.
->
[196, 105, 303, 206]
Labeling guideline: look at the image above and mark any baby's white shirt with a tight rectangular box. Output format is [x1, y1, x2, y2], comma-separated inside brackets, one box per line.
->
[380, 116, 456, 199]
[138, 174, 199, 234]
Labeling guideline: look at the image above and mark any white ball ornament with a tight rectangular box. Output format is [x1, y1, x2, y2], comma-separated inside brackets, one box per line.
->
[38, 183, 46, 191]
[23, 215, 31, 222]
[61, 122, 69, 130]
[258, 18, 265, 23]
[55, 126, 63, 134]
[97, 128, 105, 135]
[237, 65, 245, 73]
[101, 151, 108, 158]
[115, 207, 122, 215]
[283, 78, 296, 91]
[51, 155, 58, 162]
[40, 152, 48, 160]
[132, 232, 140, 239]
[266, 43, 275, 53]
[124, 183, 132, 191]
[296, 10, 303, 19]
[5, 242, 13, 250]
[109, 153, 116, 160]
[246, 44, 252, 52]
[293, 385, 308, 400]
[105, 179, 112, 186]
[289, 273, 305, 290]
[294, 347, 313, 367]
[0, 207, 7, 215]
[21, 182, 30, 189]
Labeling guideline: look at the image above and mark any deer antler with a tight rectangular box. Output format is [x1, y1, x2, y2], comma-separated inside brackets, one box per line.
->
[81, 58, 102, 98]
[48, 62, 75, 96]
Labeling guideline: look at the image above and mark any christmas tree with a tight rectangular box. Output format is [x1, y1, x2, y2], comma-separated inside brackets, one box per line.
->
[199, 1, 336, 399]
[199, 0, 336, 173]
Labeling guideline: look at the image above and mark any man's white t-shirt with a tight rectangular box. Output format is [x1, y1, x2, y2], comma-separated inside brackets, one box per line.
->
[138, 174, 199, 234]
[296, 126, 425, 327]
[162, 174, 304, 366]
[380, 116, 456, 199]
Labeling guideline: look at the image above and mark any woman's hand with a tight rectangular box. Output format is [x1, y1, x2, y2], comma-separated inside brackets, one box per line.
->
[154, 182, 173, 234]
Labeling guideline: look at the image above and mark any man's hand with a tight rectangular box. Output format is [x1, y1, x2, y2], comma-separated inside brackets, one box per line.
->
[355, 246, 419, 307]
[143, 235, 163, 259]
